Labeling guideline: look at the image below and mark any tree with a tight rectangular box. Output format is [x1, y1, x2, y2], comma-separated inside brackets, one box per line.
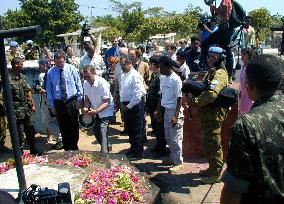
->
[2, 0, 83, 46]
[249, 8, 273, 41]
[108, 0, 142, 15]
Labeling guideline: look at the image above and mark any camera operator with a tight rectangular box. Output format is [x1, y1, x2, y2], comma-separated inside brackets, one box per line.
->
[80, 43, 106, 77]
[200, 0, 234, 80]
[184, 46, 229, 184]
[201, 17, 218, 42]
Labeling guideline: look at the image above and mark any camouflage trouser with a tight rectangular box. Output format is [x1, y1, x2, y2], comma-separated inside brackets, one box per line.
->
[0, 116, 7, 149]
[201, 118, 224, 175]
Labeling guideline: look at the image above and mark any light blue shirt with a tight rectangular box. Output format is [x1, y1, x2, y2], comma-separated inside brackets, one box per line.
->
[46, 63, 83, 108]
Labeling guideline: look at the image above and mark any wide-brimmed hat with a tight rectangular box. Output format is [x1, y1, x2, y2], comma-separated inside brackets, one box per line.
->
[78, 113, 95, 129]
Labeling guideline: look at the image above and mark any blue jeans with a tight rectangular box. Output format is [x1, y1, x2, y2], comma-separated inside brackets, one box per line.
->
[93, 115, 112, 153]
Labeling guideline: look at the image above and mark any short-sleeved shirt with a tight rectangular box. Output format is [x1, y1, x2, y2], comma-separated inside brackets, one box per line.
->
[83, 76, 114, 118]
[10, 72, 33, 119]
[120, 68, 146, 109]
[222, 93, 284, 203]
[160, 72, 183, 110]
[80, 54, 106, 76]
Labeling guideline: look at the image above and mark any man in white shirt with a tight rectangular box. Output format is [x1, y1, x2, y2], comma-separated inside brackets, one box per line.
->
[120, 54, 146, 159]
[82, 65, 114, 153]
[156, 55, 184, 173]
[113, 47, 128, 133]
[80, 44, 106, 76]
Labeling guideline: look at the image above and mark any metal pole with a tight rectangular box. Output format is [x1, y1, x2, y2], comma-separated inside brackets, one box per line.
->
[0, 17, 42, 198]
[0, 17, 27, 194]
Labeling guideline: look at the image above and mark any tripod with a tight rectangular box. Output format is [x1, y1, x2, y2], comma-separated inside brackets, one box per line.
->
[230, 25, 244, 71]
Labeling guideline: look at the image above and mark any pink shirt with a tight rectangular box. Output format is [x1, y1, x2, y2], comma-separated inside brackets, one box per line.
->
[239, 65, 253, 114]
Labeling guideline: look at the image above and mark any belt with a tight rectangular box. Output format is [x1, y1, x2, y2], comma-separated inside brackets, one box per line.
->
[55, 96, 76, 104]
[121, 97, 144, 106]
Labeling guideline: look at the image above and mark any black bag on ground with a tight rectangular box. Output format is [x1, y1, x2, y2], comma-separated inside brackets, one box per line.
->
[229, 0, 246, 28]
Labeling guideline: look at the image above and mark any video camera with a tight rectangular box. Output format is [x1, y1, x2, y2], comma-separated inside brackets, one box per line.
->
[198, 16, 212, 30]
[81, 21, 91, 38]
[33, 79, 43, 94]
[22, 182, 72, 204]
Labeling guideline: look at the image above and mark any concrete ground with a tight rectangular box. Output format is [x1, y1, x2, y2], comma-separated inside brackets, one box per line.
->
[0, 114, 223, 204]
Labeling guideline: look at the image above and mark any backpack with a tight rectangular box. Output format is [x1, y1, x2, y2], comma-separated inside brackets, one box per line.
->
[229, 0, 246, 28]
[210, 87, 238, 108]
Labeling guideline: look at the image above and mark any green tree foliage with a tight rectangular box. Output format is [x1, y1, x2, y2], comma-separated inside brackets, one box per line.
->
[2, 0, 83, 46]
[249, 8, 273, 41]
[96, 0, 202, 43]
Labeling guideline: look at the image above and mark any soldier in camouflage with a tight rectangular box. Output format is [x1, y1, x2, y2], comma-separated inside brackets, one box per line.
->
[221, 54, 284, 203]
[10, 57, 41, 155]
[6, 41, 24, 64]
[24, 40, 39, 60]
[185, 47, 229, 184]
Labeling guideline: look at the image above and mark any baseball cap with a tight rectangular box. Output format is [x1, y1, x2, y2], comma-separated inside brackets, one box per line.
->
[208, 47, 225, 55]
[9, 41, 19, 47]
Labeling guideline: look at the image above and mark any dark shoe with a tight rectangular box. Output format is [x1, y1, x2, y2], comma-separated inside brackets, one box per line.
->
[119, 130, 128, 135]
[200, 175, 221, 184]
[143, 137, 148, 144]
[0, 146, 13, 153]
[150, 145, 160, 153]
[129, 151, 144, 161]
[51, 142, 63, 150]
[152, 150, 167, 158]
[199, 168, 213, 177]
[125, 149, 135, 157]
[30, 148, 43, 156]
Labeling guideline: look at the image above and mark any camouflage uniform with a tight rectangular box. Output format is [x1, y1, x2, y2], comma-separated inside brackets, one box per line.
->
[24, 48, 39, 60]
[10, 71, 37, 153]
[192, 66, 229, 175]
[6, 52, 24, 64]
[222, 93, 284, 203]
[0, 90, 7, 150]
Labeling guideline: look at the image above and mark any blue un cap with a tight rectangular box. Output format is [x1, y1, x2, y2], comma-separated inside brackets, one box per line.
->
[208, 46, 224, 55]
[9, 41, 19, 47]
[26, 40, 33, 45]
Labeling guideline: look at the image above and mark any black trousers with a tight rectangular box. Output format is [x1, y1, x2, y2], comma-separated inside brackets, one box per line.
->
[123, 99, 144, 154]
[149, 106, 166, 151]
[16, 116, 36, 153]
[54, 97, 79, 151]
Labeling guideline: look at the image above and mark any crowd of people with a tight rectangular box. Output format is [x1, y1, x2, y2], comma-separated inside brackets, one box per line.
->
[0, 0, 283, 203]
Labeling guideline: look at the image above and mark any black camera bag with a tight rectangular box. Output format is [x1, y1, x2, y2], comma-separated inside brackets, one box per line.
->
[229, 0, 246, 28]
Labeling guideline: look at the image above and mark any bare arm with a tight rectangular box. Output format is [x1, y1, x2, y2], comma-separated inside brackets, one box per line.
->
[96, 98, 110, 113]
[221, 184, 242, 204]
[84, 95, 91, 109]
[27, 90, 36, 112]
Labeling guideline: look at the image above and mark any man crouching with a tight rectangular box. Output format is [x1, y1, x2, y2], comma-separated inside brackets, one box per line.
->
[82, 65, 114, 153]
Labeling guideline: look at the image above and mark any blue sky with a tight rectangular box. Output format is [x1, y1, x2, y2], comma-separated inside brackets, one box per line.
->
[0, 0, 283, 18]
